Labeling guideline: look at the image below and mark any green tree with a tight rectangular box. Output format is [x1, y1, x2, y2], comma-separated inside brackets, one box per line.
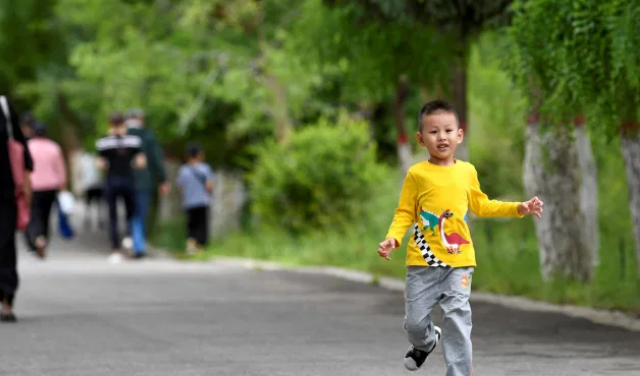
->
[0, 0, 90, 156]
[325, 0, 514, 161]
[286, 0, 452, 173]
[591, 0, 640, 278]
[56, 0, 330, 148]
[511, 0, 640, 280]
[0, 0, 66, 98]
[508, 0, 603, 282]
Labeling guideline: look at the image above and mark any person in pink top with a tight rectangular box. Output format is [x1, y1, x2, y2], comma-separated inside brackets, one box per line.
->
[25, 122, 67, 258]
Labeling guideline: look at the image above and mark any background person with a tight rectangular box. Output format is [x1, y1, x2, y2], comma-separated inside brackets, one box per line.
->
[176, 142, 214, 255]
[126, 108, 169, 258]
[24, 122, 67, 259]
[96, 112, 146, 263]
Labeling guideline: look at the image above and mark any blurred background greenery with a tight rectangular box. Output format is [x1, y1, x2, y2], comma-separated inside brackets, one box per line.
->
[1, 0, 639, 314]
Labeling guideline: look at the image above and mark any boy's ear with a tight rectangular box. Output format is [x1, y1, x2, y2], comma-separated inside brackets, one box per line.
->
[416, 131, 426, 146]
[457, 128, 464, 144]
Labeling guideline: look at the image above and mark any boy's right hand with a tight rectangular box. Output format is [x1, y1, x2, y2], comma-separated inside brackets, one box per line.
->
[378, 238, 398, 260]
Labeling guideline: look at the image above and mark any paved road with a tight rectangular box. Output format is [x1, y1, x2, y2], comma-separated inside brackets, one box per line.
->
[1, 231, 639, 376]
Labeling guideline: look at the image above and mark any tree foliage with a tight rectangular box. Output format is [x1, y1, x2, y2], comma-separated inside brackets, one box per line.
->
[0, 0, 66, 104]
[288, 0, 452, 103]
[509, 0, 640, 132]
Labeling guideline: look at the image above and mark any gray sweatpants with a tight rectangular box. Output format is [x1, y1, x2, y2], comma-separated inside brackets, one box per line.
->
[405, 266, 474, 376]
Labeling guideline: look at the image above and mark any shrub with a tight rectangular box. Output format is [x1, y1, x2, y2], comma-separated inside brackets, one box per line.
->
[250, 115, 386, 233]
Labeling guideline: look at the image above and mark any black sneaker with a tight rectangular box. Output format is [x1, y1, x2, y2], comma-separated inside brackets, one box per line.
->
[404, 326, 441, 371]
[0, 313, 17, 323]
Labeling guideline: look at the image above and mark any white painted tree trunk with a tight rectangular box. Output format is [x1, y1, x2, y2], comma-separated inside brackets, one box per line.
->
[395, 77, 412, 175]
[397, 141, 412, 175]
[523, 121, 593, 282]
[210, 170, 247, 240]
[620, 131, 640, 279]
[575, 122, 599, 266]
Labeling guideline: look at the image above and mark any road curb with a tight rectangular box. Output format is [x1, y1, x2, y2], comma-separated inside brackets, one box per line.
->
[210, 256, 640, 333]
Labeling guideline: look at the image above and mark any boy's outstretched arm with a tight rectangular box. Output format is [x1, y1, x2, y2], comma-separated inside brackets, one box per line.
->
[468, 165, 544, 218]
[468, 165, 524, 218]
[378, 171, 418, 260]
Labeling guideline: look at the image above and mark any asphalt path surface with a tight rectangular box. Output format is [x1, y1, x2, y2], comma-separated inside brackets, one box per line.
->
[1, 228, 639, 376]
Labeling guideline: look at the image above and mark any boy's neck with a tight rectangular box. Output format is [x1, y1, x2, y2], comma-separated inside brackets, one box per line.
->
[428, 156, 456, 167]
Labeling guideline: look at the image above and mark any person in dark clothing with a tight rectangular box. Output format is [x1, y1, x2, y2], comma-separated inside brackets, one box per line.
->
[0, 96, 34, 323]
[96, 112, 146, 263]
[126, 109, 169, 258]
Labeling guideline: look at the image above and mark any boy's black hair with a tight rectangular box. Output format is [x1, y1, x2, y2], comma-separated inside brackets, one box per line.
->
[417, 100, 459, 133]
[185, 141, 204, 159]
[109, 112, 125, 126]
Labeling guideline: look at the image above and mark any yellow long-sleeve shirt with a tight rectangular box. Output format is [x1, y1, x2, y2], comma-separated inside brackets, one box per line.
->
[386, 160, 523, 267]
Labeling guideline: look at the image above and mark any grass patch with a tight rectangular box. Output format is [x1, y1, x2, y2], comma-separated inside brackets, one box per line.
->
[149, 216, 187, 257]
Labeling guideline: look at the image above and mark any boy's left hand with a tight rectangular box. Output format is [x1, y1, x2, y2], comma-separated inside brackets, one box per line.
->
[518, 196, 544, 218]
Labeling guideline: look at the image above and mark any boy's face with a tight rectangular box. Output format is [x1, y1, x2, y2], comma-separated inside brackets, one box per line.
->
[416, 112, 463, 162]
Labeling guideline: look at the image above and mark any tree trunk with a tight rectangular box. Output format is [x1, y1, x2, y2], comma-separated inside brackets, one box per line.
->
[620, 121, 640, 279]
[395, 76, 412, 175]
[56, 91, 82, 191]
[264, 74, 293, 144]
[258, 32, 292, 144]
[451, 57, 469, 161]
[56, 92, 81, 152]
[420, 83, 446, 103]
[574, 116, 599, 266]
[523, 113, 593, 282]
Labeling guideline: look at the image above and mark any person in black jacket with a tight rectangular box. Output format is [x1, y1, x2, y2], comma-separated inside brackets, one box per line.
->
[0, 96, 33, 323]
[96, 112, 146, 264]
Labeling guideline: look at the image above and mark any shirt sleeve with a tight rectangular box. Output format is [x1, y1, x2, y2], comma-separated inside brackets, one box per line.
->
[96, 139, 108, 158]
[385, 170, 418, 247]
[468, 165, 522, 218]
[133, 137, 142, 154]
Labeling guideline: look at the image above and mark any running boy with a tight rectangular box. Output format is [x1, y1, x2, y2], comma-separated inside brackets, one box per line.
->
[377, 100, 543, 376]
[176, 142, 214, 254]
